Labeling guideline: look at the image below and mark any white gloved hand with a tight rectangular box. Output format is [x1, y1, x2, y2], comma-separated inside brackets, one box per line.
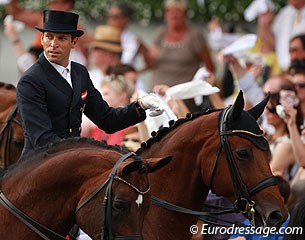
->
[138, 93, 164, 117]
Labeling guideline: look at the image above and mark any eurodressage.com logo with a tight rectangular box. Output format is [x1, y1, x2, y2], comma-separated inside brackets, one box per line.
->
[189, 224, 303, 237]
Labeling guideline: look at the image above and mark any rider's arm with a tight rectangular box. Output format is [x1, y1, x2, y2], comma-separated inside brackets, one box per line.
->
[6, 0, 42, 28]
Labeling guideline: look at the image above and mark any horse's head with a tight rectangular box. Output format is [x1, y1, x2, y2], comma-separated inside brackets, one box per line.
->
[76, 152, 172, 240]
[0, 83, 24, 168]
[207, 91, 288, 228]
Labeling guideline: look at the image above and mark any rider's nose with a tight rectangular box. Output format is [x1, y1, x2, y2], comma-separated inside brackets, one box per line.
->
[50, 38, 59, 48]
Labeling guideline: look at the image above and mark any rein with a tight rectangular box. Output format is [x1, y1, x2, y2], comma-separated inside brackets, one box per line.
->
[0, 152, 149, 240]
[0, 105, 22, 169]
[102, 152, 149, 240]
[210, 107, 277, 226]
[151, 107, 277, 227]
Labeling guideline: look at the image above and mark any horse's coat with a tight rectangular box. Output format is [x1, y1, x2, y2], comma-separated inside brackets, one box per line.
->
[0, 138, 171, 240]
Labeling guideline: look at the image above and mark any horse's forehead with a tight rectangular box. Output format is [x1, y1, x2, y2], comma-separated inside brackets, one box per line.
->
[115, 157, 133, 172]
[228, 111, 269, 151]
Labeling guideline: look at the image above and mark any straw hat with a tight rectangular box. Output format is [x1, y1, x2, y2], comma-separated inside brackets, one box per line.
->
[88, 25, 122, 53]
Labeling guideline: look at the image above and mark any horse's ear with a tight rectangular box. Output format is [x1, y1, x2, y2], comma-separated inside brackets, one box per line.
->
[144, 156, 173, 173]
[228, 90, 244, 121]
[121, 160, 142, 174]
[247, 92, 270, 120]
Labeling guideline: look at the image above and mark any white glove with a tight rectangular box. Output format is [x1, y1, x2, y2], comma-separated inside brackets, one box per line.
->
[138, 93, 164, 117]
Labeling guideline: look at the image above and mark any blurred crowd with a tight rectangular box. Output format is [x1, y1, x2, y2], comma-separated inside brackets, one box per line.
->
[3, 0, 305, 239]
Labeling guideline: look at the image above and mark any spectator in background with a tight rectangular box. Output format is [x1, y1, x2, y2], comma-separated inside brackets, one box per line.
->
[4, 16, 43, 74]
[5, 0, 90, 66]
[268, 81, 303, 178]
[264, 78, 302, 153]
[81, 75, 138, 148]
[152, 84, 190, 118]
[87, 25, 122, 92]
[289, 59, 305, 117]
[147, 0, 215, 112]
[225, 55, 286, 135]
[207, 19, 240, 100]
[244, 0, 282, 83]
[106, 1, 151, 69]
[81, 25, 123, 139]
[284, 60, 305, 210]
[289, 34, 305, 62]
[106, 63, 140, 91]
[226, 32, 305, 113]
[106, 64, 151, 142]
[272, 0, 305, 71]
[274, 97, 305, 211]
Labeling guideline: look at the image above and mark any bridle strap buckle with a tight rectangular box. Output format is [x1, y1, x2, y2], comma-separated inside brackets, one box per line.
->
[234, 198, 256, 227]
[234, 198, 255, 214]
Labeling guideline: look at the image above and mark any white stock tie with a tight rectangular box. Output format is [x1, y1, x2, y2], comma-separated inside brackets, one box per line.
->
[62, 68, 73, 88]
[62, 68, 69, 79]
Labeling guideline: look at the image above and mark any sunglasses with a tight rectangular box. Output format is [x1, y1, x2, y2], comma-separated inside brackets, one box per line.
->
[294, 83, 305, 89]
[289, 47, 303, 53]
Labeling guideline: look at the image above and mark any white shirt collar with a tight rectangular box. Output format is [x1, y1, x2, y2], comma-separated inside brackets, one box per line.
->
[44, 52, 72, 87]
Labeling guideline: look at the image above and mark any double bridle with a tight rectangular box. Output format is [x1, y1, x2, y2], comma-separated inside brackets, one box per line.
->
[209, 106, 277, 226]
[0, 152, 150, 240]
[0, 105, 22, 169]
[152, 107, 278, 227]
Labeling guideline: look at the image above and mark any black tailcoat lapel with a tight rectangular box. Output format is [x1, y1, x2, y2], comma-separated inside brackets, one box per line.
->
[70, 62, 82, 109]
[38, 54, 73, 98]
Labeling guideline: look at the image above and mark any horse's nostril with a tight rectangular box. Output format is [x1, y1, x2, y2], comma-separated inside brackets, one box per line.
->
[267, 210, 285, 228]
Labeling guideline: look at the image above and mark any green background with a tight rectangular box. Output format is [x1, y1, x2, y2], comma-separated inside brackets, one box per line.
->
[0, 0, 287, 25]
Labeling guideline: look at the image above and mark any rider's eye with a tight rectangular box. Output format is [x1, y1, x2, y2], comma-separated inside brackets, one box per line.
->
[236, 148, 252, 161]
[113, 200, 130, 212]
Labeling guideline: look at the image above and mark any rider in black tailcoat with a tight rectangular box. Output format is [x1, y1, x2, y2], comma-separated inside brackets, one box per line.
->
[17, 10, 162, 159]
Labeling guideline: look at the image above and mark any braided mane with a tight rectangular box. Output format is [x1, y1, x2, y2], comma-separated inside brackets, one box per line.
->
[136, 108, 221, 154]
[1, 137, 140, 177]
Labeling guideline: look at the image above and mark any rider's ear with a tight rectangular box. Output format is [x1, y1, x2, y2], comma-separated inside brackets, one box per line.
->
[228, 90, 244, 122]
[247, 92, 270, 121]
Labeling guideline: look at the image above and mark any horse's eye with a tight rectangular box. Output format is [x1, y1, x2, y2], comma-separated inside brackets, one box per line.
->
[113, 200, 130, 212]
[13, 139, 24, 147]
[236, 148, 252, 161]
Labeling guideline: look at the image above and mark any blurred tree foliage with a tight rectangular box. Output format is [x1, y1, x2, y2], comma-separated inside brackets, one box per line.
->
[0, 0, 287, 25]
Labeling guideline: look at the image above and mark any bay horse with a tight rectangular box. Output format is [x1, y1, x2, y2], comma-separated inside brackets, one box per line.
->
[0, 137, 171, 240]
[0, 82, 24, 168]
[136, 91, 288, 240]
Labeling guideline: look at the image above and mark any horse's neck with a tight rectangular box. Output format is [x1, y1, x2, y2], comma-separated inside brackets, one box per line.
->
[2, 150, 110, 225]
[148, 142, 209, 207]
[142, 115, 218, 239]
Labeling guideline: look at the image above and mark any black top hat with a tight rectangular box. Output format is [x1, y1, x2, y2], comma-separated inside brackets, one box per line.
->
[35, 10, 84, 37]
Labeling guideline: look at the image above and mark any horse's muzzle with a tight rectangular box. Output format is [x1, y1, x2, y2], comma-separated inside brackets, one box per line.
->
[266, 210, 287, 228]
[254, 209, 287, 228]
